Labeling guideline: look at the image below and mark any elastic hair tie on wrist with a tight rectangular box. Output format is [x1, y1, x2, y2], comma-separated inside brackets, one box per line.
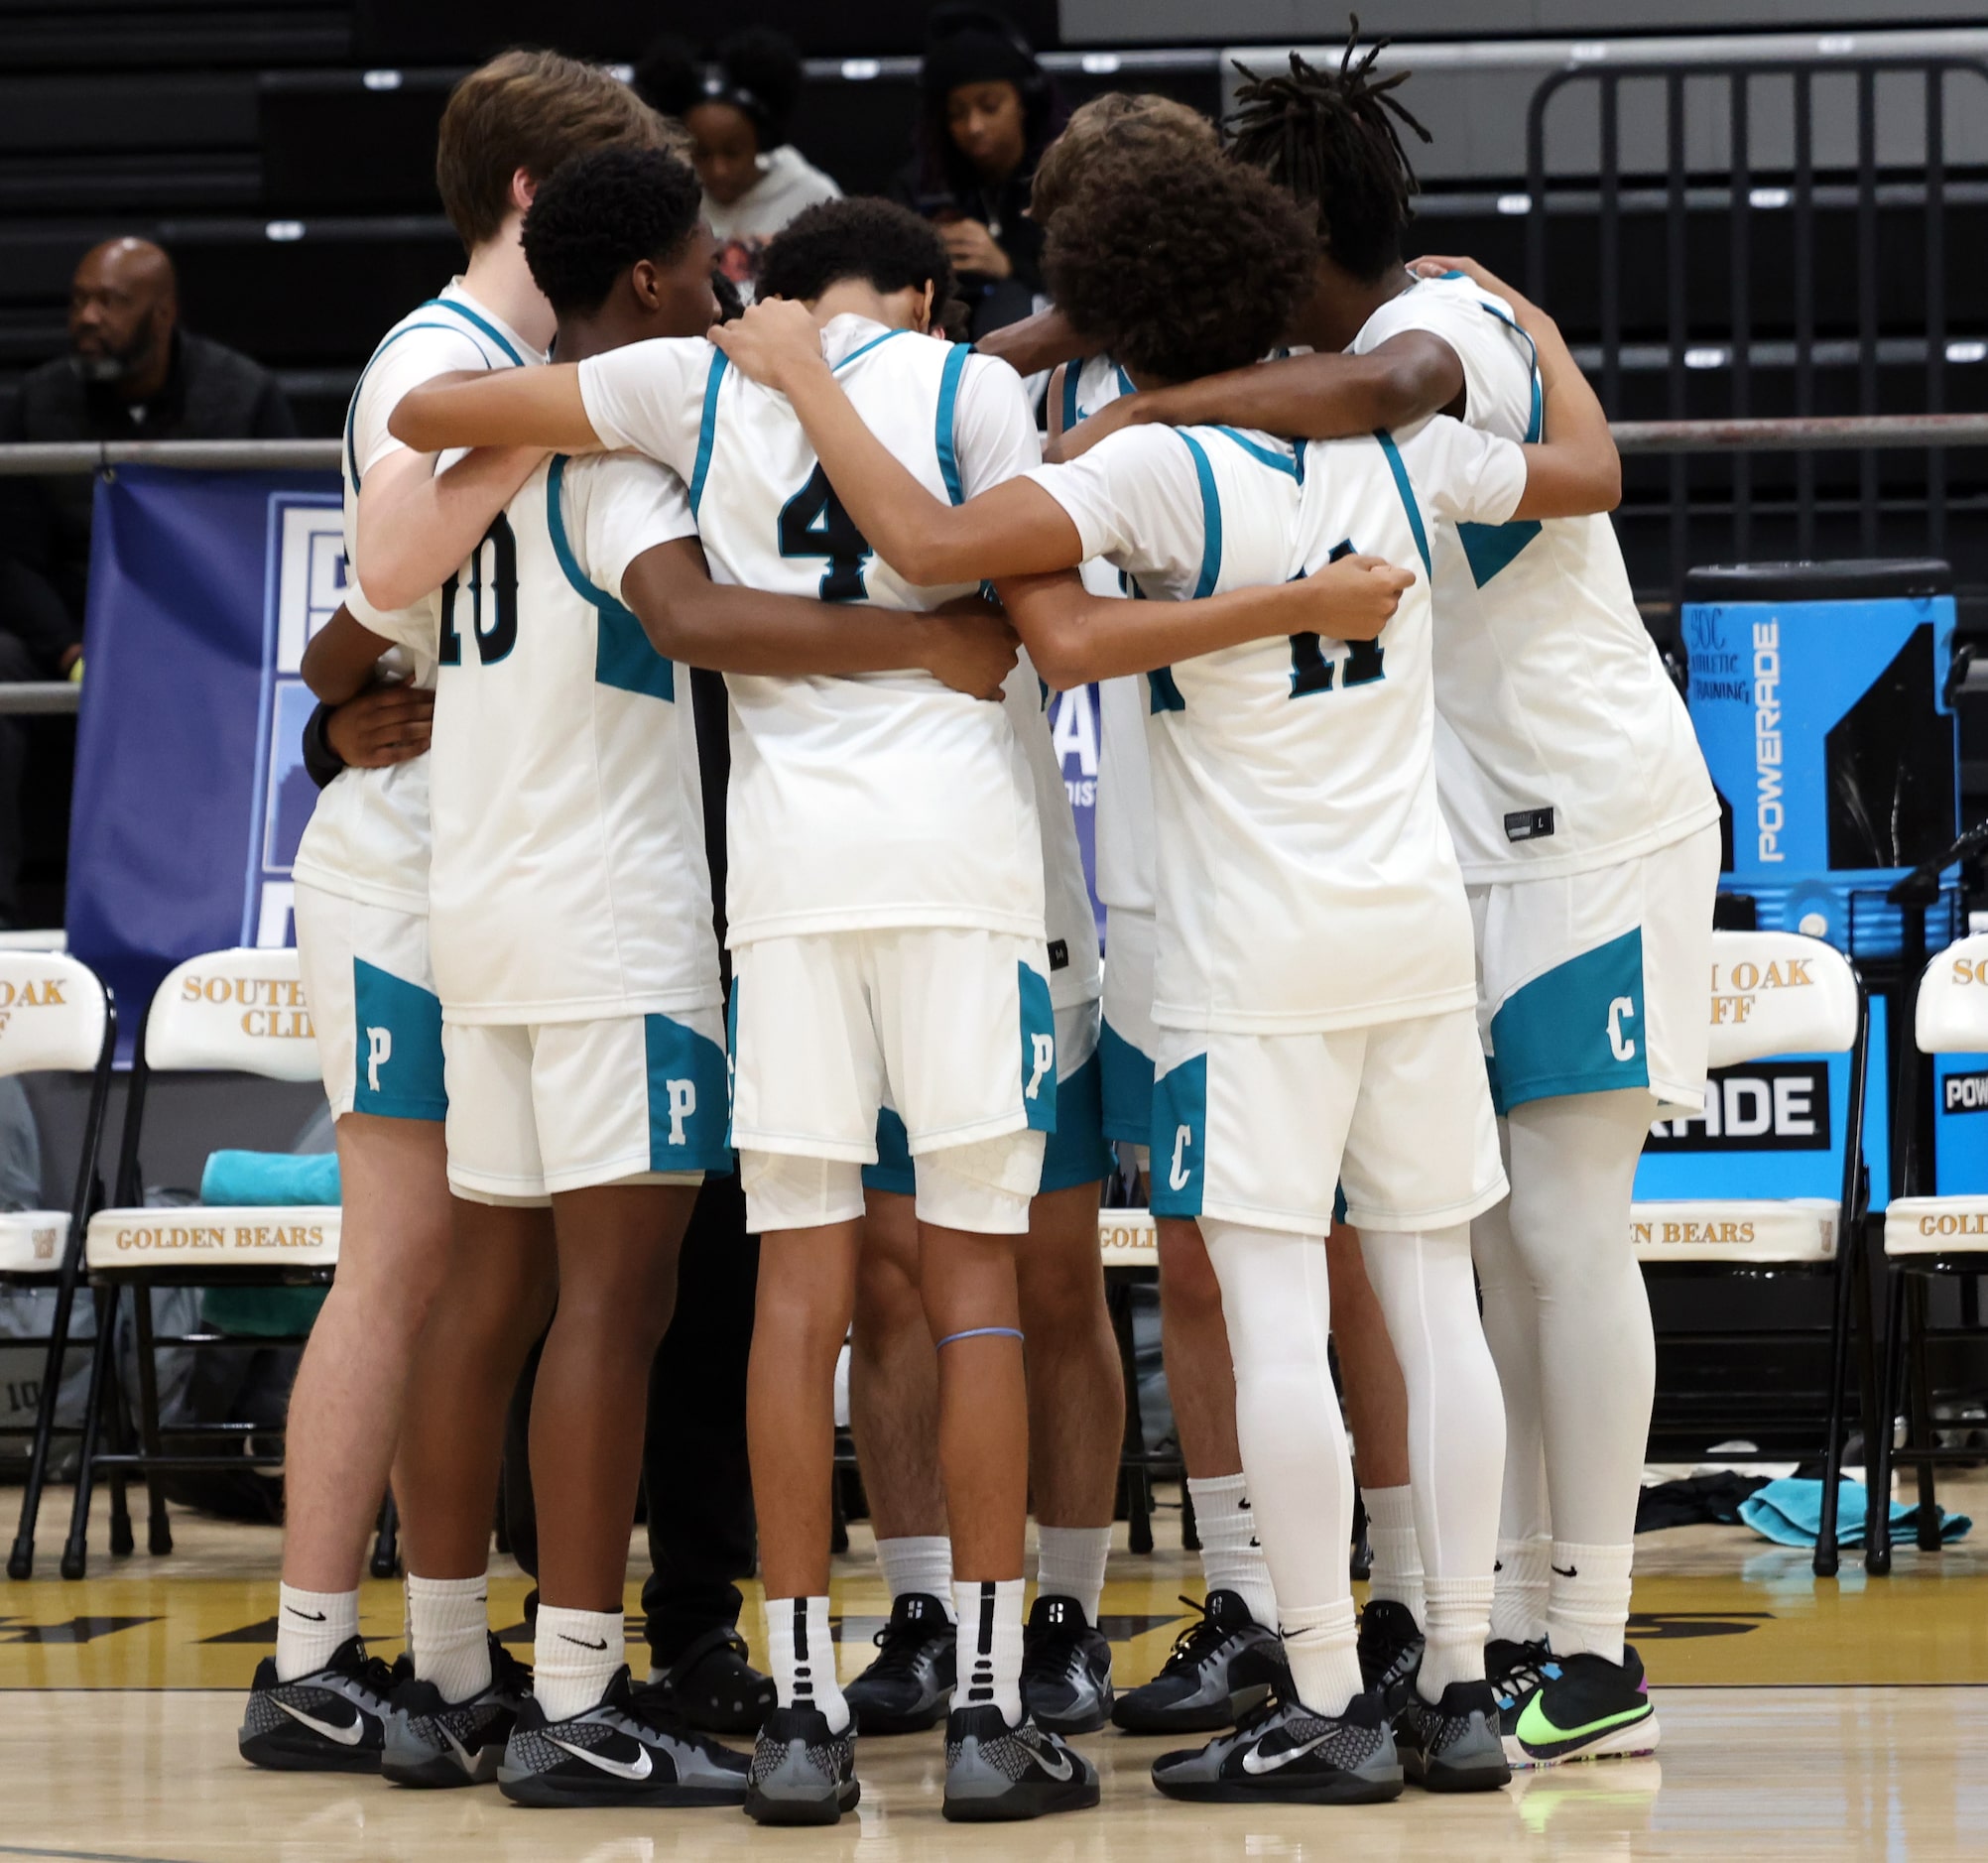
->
[934, 1326, 1025, 1349]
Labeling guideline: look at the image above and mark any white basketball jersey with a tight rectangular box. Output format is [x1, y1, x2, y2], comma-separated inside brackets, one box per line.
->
[1352, 274, 1716, 881]
[578, 314, 1046, 946]
[1004, 656, 1104, 1009]
[293, 283, 542, 915]
[412, 451, 719, 1023]
[1061, 355, 1157, 920]
[1028, 415, 1527, 1034]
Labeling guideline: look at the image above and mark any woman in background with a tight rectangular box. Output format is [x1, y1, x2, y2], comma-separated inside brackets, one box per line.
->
[636, 29, 841, 290]
[893, 5, 1061, 341]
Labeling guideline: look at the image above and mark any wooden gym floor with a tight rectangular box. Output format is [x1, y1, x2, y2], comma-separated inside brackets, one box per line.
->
[3, 1476, 1986, 1861]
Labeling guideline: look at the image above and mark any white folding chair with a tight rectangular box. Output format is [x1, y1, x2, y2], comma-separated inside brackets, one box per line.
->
[0, 953, 116, 1577]
[62, 948, 337, 1578]
[1871, 931, 1988, 1571]
[1629, 930, 1874, 1575]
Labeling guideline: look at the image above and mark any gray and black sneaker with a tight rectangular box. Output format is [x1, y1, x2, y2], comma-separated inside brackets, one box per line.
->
[1151, 1689, 1404, 1805]
[942, 1704, 1099, 1822]
[1020, 1594, 1114, 1734]
[1111, 1591, 1283, 1734]
[1394, 1678, 1513, 1792]
[744, 1704, 860, 1825]
[381, 1637, 531, 1788]
[1357, 1598, 1426, 1714]
[239, 1637, 398, 1773]
[496, 1666, 750, 1807]
[842, 1592, 955, 1734]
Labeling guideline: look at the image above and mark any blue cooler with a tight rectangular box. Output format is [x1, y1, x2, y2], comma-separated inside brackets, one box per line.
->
[1681, 559, 1957, 956]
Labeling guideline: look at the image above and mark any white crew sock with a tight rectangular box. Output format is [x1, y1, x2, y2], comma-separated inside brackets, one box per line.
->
[1036, 1526, 1111, 1623]
[1362, 1484, 1425, 1621]
[1544, 1541, 1635, 1666]
[405, 1572, 491, 1704]
[768, 1596, 849, 1732]
[877, 1535, 955, 1612]
[1188, 1473, 1279, 1631]
[1420, 1575, 1494, 1699]
[534, 1605, 623, 1722]
[952, 1577, 1025, 1725]
[1491, 1534, 1553, 1646]
[1280, 1597, 1362, 1718]
[275, 1583, 359, 1682]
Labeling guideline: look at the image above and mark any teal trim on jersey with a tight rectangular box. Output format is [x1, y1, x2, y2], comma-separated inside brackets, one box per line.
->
[1374, 431, 1432, 576]
[1457, 517, 1544, 586]
[1059, 361, 1081, 435]
[1177, 431, 1223, 599]
[430, 296, 525, 367]
[342, 317, 464, 488]
[723, 984, 739, 1148]
[1488, 926, 1651, 1112]
[1116, 365, 1136, 399]
[1149, 1053, 1207, 1218]
[1147, 666, 1185, 712]
[936, 341, 971, 506]
[1019, 964, 1059, 1134]
[350, 959, 446, 1122]
[1209, 427, 1301, 479]
[645, 1012, 734, 1173]
[544, 456, 677, 702]
[690, 351, 728, 516]
[1041, 1050, 1115, 1188]
[1098, 1016, 1157, 1145]
[1473, 298, 1544, 441]
[833, 327, 911, 372]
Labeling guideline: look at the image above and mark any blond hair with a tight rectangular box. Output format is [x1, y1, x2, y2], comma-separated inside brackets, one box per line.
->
[1030, 91, 1220, 225]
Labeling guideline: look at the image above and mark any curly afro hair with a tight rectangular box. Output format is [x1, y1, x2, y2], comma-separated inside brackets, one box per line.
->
[757, 196, 957, 310]
[522, 145, 703, 315]
[1044, 146, 1317, 384]
[1227, 21, 1431, 282]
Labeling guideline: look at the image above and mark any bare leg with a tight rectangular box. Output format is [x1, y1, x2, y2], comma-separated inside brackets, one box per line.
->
[1157, 1214, 1241, 1479]
[1326, 1223, 1411, 1489]
[396, 1199, 558, 1580]
[849, 1190, 946, 1541]
[750, 1222, 861, 1600]
[281, 1115, 453, 1592]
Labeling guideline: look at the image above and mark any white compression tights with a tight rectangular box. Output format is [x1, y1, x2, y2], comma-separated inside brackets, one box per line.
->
[1472, 1089, 1658, 1661]
[1203, 1219, 1506, 1705]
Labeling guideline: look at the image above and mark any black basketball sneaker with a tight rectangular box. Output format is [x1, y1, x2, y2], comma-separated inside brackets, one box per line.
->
[1500, 1646, 1660, 1770]
[1357, 1597, 1426, 1714]
[496, 1667, 750, 1807]
[745, 1704, 860, 1825]
[647, 1625, 775, 1735]
[1019, 1594, 1114, 1734]
[941, 1704, 1099, 1821]
[842, 1592, 955, 1734]
[1111, 1591, 1284, 1734]
[239, 1637, 400, 1773]
[381, 1637, 531, 1788]
[1151, 1689, 1404, 1805]
[1393, 1677, 1513, 1792]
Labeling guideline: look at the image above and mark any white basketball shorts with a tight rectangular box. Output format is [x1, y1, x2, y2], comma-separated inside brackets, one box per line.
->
[1471, 820, 1720, 1115]
[442, 1007, 729, 1204]
[294, 880, 445, 1124]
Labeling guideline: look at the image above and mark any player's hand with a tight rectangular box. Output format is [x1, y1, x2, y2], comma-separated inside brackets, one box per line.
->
[940, 218, 1011, 280]
[1297, 554, 1417, 640]
[323, 683, 434, 767]
[1044, 395, 1140, 465]
[1410, 254, 1538, 317]
[709, 297, 827, 395]
[923, 595, 1020, 700]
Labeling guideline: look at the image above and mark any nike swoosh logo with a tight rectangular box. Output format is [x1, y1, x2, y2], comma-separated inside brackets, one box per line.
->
[1033, 1743, 1075, 1783]
[284, 1607, 327, 1622]
[275, 1699, 365, 1746]
[1242, 1731, 1334, 1776]
[1515, 1695, 1651, 1749]
[548, 1735, 652, 1781]
[438, 1721, 479, 1773]
[1551, 1564, 1578, 1578]
[559, 1635, 609, 1652]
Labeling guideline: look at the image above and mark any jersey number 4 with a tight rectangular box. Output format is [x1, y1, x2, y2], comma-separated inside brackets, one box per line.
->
[1288, 542, 1384, 698]
[439, 513, 519, 667]
[779, 464, 872, 601]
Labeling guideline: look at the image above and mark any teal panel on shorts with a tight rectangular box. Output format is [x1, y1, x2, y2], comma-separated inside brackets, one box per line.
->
[1040, 1049, 1115, 1191]
[863, 1107, 917, 1195]
[1149, 1052, 1207, 1218]
[1099, 1016, 1156, 1145]
[350, 957, 446, 1122]
[1018, 963, 1058, 1135]
[645, 1011, 734, 1173]
[1489, 926, 1651, 1113]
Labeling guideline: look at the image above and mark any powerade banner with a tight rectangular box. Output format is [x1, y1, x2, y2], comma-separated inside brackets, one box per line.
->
[67, 467, 343, 1056]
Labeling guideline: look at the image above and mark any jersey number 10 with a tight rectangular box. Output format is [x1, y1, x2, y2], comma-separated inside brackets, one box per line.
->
[439, 513, 519, 667]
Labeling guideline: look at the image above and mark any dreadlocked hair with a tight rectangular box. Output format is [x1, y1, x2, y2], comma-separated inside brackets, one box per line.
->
[1226, 18, 1430, 282]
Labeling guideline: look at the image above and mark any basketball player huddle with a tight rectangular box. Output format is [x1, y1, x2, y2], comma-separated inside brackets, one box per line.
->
[237, 28, 1717, 1824]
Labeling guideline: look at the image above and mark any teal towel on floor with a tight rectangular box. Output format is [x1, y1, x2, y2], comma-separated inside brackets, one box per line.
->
[1738, 1476, 1971, 1549]
[199, 1149, 339, 1208]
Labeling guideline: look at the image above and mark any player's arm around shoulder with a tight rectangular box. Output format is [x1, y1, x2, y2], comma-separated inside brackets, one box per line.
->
[388, 363, 597, 456]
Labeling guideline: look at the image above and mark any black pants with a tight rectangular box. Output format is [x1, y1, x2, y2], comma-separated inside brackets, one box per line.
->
[0, 629, 37, 923]
[500, 1167, 760, 1664]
